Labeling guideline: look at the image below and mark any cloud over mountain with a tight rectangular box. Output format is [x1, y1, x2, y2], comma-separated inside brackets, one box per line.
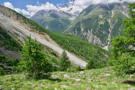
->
[3, 2, 30, 16]
[26, 2, 58, 16]
[3, 0, 135, 17]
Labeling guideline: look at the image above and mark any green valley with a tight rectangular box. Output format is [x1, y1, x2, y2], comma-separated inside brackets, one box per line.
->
[0, 1, 135, 90]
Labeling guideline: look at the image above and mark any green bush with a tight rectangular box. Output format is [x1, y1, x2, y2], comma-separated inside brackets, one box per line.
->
[0, 55, 6, 75]
[18, 37, 53, 79]
[111, 3, 135, 75]
[113, 54, 135, 75]
[59, 51, 71, 71]
[0, 27, 21, 51]
[0, 54, 19, 74]
[0, 68, 5, 75]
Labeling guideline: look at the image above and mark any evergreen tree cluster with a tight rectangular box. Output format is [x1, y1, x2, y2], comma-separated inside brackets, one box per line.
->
[18, 37, 53, 79]
[111, 3, 135, 75]
[59, 51, 71, 71]
[18, 37, 72, 79]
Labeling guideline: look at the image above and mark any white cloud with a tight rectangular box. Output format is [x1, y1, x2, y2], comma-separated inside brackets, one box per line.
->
[58, 0, 91, 15]
[57, 0, 135, 15]
[3, 2, 30, 16]
[3, 2, 58, 17]
[3, 0, 135, 17]
[3, 2, 14, 9]
[107, 0, 135, 3]
[26, 2, 58, 16]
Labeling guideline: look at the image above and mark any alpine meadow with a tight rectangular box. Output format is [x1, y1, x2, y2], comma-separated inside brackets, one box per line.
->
[0, 0, 135, 90]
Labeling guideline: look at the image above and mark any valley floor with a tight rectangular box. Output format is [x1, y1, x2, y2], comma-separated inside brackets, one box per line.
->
[0, 67, 135, 90]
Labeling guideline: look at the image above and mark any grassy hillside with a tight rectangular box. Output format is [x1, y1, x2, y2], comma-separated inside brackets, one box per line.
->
[0, 26, 61, 75]
[0, 67, 134, 90]
[32, 17, 71, 33]
[0, 27, 21, 51]
[46, 31, 108, 68]
[31, 10, 72, 33]
[0, 27, 21, 75]
[0, 5, 109, 68]
[27, 17, 108, 68]
[0, 53, 19, 75]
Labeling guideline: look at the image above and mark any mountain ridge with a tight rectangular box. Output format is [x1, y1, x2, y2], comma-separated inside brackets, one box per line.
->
[31, 9, 74, 33]
[65, 2, 128, 49]
[31, 3, 128, 49]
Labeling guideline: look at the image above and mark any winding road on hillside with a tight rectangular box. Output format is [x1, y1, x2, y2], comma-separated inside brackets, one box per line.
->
[0, 12, 87, 68]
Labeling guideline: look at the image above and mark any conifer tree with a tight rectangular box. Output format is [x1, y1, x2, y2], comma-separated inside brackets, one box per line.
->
[19, 37, 52, 79]
[60, 51, 71, 71]
[112, 3, 135, 75]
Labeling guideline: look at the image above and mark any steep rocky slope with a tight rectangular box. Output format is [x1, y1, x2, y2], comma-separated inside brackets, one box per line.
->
[65, 3, 128, 49]
[0, 5, 108, 68]
[0, 6, 86, 68]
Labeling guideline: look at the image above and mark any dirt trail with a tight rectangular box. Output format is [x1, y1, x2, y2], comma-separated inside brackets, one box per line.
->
[0, 13, 87, 68]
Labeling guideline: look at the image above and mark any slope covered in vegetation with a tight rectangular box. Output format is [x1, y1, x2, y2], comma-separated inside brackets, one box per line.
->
[0, 27, 21, 51]
[65, 3, 127, 47]
[46, 31, 108, 68]
[0, 3, 135, 90]
[0, 5, 109, 68]
[31, 10, 71, 33]
[111, 3, 135, 75]
[0, 27, 21, 75]
[0, 67, 134, 90]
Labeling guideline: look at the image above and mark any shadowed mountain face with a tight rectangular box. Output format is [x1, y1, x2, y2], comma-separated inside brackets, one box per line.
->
[65, 3, 128, 49]
[31, 10, 73, 33]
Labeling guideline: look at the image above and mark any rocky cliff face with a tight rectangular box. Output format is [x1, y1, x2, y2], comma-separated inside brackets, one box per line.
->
[65, 3, 128, 48]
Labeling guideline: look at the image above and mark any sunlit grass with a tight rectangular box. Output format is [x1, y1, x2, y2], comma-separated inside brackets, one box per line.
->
[0, 67, 134, 90]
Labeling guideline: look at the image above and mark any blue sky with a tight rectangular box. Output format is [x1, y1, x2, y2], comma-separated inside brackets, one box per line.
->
[0, 0, 73, 17]
[0, 0, 70, 9]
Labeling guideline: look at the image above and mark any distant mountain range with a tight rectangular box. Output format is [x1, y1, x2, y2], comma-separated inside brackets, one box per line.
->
[31, 2, 128, 49]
